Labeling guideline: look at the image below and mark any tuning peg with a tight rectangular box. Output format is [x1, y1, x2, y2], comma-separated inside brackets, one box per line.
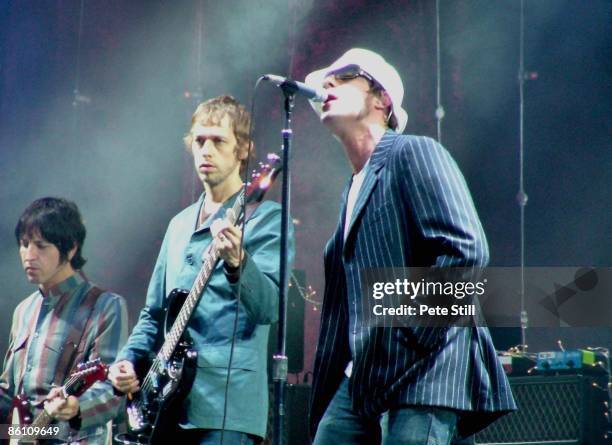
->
[267, 153, 281, 162]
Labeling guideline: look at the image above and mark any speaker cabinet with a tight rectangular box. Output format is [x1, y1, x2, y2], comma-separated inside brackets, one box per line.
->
[475, 374, 609, 445]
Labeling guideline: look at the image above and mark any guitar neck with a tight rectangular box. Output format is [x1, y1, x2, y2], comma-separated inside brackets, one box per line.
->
[159, 192, 246, 362]
[8, 359, 106, 445]
[27, 376, 78, 428]
[30, 409, 53, 429]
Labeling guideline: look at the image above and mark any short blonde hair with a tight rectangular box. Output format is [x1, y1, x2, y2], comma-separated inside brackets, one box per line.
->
[183, 95, 254, 172]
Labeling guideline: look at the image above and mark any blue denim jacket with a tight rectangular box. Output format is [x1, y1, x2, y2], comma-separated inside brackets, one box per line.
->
[118, 193, 294, 438]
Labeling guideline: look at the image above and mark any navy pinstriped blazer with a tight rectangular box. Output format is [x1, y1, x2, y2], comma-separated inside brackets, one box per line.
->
[310, 131, 516, 438]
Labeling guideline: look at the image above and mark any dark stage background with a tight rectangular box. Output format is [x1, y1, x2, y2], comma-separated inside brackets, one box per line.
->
[0, 0, 610, 379]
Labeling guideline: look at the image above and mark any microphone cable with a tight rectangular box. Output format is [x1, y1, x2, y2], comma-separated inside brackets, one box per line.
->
[219, 76, 266, 445]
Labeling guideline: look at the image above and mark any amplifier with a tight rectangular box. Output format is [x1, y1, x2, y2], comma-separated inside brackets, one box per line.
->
[285, 383, 311, 445]
[536, 349, 605, 372]
[265, 383, 311, 445]
[475, 374, 609, 445]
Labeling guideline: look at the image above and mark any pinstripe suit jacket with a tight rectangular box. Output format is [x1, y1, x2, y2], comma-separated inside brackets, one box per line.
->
[310, 131, 516, 438]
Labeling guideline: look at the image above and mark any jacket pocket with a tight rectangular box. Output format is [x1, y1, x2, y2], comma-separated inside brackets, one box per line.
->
[362, 200, 394, 225]
[396, 326, 448, 354]
[188, 345, 265, 426]
[196, 345, 258, 371]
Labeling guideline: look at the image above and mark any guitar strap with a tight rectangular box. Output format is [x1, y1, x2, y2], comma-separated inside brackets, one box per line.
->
[244, 202, 259, 224]
[52, 286, 104, 386]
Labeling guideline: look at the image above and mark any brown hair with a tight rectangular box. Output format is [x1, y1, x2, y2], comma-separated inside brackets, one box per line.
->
[183, 95, 254, 172]
[15, 197, 87, 269]
[370, 85, 398, 130]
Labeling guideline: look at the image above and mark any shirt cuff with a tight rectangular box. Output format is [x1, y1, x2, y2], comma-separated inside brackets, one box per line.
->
[223, 252, 249, 284]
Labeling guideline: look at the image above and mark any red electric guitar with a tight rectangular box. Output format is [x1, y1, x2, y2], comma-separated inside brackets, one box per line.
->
[7, 359, 108, 445]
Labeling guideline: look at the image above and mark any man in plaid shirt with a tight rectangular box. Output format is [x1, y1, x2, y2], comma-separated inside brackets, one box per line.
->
[0, 197, 128, 444]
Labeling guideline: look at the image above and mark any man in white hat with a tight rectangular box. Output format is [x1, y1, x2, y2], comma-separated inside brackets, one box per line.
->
[305, 48, 515, 444]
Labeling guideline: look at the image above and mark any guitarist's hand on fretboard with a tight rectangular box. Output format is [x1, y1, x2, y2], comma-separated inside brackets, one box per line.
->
[44, 387, 79, 421]
[108, 360, 140, 394]
[211, 211, 245, 269]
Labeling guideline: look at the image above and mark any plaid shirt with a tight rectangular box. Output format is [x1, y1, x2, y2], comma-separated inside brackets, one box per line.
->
[0, 273, 128, 444]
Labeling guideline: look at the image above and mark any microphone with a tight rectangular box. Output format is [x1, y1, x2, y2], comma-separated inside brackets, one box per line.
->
[263, 74, 328, 103]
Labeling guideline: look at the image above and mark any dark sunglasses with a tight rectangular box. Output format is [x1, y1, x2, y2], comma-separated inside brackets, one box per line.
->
[326, 64, 383, 90]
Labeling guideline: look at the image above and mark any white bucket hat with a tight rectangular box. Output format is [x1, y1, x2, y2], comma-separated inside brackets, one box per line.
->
[304, 48, 408, 133]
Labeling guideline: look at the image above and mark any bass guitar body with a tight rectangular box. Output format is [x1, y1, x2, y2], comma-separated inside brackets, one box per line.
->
[118, 289, 197, 445]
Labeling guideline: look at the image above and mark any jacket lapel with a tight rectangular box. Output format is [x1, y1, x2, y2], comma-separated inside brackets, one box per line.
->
[343, 131, 397, 256]
[326, 179, 351, 259]
[194, 191, 242, 234]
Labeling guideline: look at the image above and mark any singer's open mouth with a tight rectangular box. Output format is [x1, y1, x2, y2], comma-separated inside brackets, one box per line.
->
[324, 93, 337, 104]
[322, 94, 337, 111]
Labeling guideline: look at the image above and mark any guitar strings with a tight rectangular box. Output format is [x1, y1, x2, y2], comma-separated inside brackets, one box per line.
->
[136, 192, 244, 400]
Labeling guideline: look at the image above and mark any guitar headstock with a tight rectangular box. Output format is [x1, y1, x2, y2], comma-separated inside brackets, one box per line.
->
[245, 153, 282, 203]
[65, 358, 108, 397]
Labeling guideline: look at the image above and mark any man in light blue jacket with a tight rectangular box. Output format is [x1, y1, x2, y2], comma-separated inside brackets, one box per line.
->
[109, 95, 293, 444]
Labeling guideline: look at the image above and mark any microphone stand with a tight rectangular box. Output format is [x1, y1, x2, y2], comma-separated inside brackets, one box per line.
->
[272, 86, 295, 445]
